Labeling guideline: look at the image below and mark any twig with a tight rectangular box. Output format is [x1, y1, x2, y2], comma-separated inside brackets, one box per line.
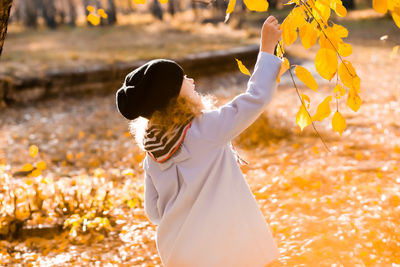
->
[276, 41, 330, 152]
[288, 66, 331, 152]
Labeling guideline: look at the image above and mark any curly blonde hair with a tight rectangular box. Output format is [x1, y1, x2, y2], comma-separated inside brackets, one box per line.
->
[129, 93, 216, 151]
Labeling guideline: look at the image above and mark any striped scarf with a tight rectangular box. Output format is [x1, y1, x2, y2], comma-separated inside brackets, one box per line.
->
[143, 117, 249, 165]
[144, 118, 194, 163]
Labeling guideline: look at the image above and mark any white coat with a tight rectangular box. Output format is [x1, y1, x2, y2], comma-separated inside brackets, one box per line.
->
[142, 51, 282, 267]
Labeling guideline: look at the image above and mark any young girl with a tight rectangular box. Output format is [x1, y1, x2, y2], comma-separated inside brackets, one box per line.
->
[116, 16, 282, 267]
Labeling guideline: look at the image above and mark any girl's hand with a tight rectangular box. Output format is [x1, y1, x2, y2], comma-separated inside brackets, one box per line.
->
[260, 16, 282, 55]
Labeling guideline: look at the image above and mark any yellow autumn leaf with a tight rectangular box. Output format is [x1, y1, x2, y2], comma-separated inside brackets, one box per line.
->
[235, 58, 251, 76]
[315, 48, 338, 81]
[296, 104, 312, 131]
[295, 65, 318, 91]
[317, 0, 330, 7]
[87, 14, 100, 26]
[392, 7, 400, 28]
[15, 209, 30, 220]
[391, 45, 399, 60]
[78, 130, 85, 139]
[338, 60, 360, 92]
[22, 163, 34, 172]
[333, 2, 347, 17]
[243, 0, 269, 12]
[30, 169, 42, 177]
[86, 5, 95, 12]
[301, 93, 310, 109]
[313, 0, 331, 23]
[333, 84, 346, 99]
[277, 57, 290, 83]
[338, 41, 353, 57]
[66, 152, 74, 161]
[133, 0, 146, 3]
[291, 6, 306, 28]
[97, 8, 105, 16]
[226, 0, 236, 15]
[319, 25, 343, 52]
[373, 0, 388, 14]
[97, 9, 108, 19]
[299, 21, 318, 49]
[332, 24, 349, 38]
[332, 111, 346, 136]
[36, 160, 47, 170]
[76, 151, 84, 159]
[159, 0, 168, 3]
[225, 0, 236, 22]
[276, 41, 285, 58]
[281, 15, 297, 46]
[347, 87, 362, 112]
[312, 96, 332, 122]
[29, 145, 39, 157]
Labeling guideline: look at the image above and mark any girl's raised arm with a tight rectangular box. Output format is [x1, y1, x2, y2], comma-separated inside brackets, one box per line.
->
[195, 51, 282, 145]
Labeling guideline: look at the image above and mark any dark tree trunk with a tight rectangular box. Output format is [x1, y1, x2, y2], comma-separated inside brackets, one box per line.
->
[21, 0, 38, 28]
[9, 0, 19, 23]
[0, 0, 13, 58]
[150, 0, 163, 20]
[67, 0, 76, 26]
[342, 0, 355, 10]
[214, 0, 227, 16]
[107, 0, 117, 25]
[267, 0, 278, 9]
[37, 0, 57, 29]
[168, 0, 175, 16]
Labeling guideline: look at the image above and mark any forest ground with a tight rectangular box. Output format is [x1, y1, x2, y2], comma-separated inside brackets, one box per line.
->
[1, 9, 400, 267]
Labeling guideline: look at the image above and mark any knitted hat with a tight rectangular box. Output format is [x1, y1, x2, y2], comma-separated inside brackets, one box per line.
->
[116, 59, 184, 120]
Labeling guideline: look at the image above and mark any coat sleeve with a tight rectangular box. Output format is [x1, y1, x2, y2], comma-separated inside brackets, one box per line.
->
[143, 170, 161, 225]
[195, 51, 282, 144]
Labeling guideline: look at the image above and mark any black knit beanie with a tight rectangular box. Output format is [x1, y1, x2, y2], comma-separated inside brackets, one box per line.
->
[116, 59, 184, 120]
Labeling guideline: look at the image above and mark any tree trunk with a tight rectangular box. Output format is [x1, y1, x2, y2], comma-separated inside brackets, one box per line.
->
[43, 0, 57, 28]
[150, 0, 163, 20]
[67, 0, 76, 26]
[168, 0, 175, 16]
[20, 0, 38, 28]
[342, 0, 355, 10]
[267, 0, 278, 9]
[0, 0, 13, 58]
[107, 0, 117, 25]
[214, 0, 226, 17]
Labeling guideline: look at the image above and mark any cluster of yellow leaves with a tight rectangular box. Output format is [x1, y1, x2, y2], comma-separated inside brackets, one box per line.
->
[86, 6, 108, 26]
[373, 0, 400, 27]
[225, 0, 269, 22]
[234, 0, 359, 136]
[20, 145, 47, 177]
[63, 212, 113, 243]
[279, 0, 362, 136]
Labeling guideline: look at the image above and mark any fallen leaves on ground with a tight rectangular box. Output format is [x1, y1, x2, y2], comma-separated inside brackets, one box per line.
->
[1, 40, 400, 266]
